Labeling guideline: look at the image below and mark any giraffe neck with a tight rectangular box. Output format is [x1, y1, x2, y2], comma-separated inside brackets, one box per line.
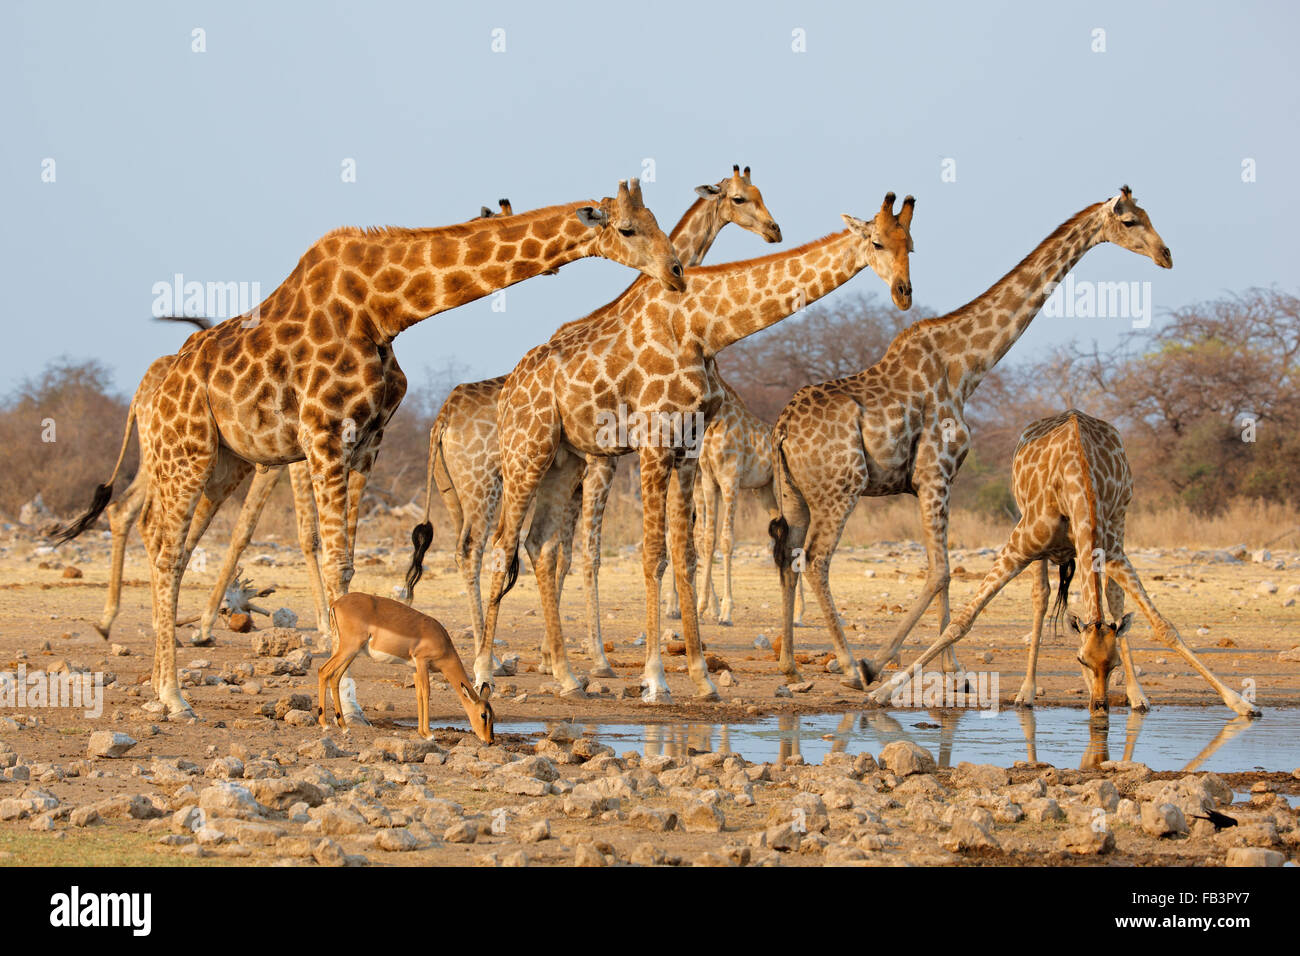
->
[685, 230, 868, 356]
[933, 203, 1107, 402]
[669, 196, 728, 267]
[276, 203, 605, 342]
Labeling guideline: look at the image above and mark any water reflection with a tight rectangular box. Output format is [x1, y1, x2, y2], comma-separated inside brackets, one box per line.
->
[511, 705, 1289, 774]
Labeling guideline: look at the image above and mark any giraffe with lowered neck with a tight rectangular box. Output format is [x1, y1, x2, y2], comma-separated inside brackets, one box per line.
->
[93, 200, 520, 648]
[54, 180, 684, 718]
[769, 187, 1173, 691]
[404, 166, 783, 678]
[479, 192, 916, 701]
[868, 409, 1258, 716]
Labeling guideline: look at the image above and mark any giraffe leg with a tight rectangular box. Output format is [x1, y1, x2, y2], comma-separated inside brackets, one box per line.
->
[762, 484, 805, 628]
[1015, 560, 1050, 707]
[668, 457, 716, 699]
[862, 478, 954, 686]
[197, 464, 280, 644]
[695, 475, 720, 621]
[772, 476, 811, 677]
[289, 461, 330, 641]
[1106, 558, 1257, 716]
[1106, 572, 1149, 710]
[524, 454, 586, 697]
[716, 483, 738, 626]
[579, 457, 616, 677]
[306, 448, 364, 724]
[801, 495, 861, 687]
[638, 448, 673, 703]
[483, 441, 555, 695]
[139, 448, 224, 717]
[97, 473, 146, 640]
[870, 534, 1032, 706]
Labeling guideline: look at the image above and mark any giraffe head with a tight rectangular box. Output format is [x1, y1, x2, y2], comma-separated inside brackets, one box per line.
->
[1099, 185, 1172, 268]
[1070, 611, 1135, 713]
[841, 192, 915, 310]
[577, 178, 686, 291]
[695, 164, 782, 243]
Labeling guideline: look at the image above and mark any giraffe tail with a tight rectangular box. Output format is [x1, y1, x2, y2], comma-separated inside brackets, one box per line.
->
[1050, 557, 1076, 633]
[403, 422, 444, 603]
[769, 427, 792, 571]
[47, 394, 138, 545]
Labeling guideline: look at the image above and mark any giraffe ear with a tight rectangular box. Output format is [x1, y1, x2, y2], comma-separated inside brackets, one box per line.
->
[479, 206, 494, 218]
[695, 184, 722, 198]
[1115, 612, 1135, 638]
[1067, 612, 1084, 634]
[841, 213, 873, 239]
[576, 206, 608, 228]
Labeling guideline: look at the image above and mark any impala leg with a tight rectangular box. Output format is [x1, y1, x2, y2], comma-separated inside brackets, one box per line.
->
[415, 657, 431, 739]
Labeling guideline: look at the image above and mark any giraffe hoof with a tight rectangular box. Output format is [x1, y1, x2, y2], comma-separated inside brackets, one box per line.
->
[840, 674, 864, 691]
[344, 711, 371, 728]
[695, 690, 721, 703]
[559, 685, 587, 700]
[589, 665, 616, 679]
[857, 660, 878, 686]
[94, 623, 111, 640]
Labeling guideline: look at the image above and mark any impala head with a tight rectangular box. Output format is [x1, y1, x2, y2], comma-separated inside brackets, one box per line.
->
[1069, 611, 1134, 713]
[1100, 185, 1171, 269]
[842, 191, 915, 310]
[695, 164, 782, 244]
[456, 682, 496, 744]
[577, 178, 686, 292]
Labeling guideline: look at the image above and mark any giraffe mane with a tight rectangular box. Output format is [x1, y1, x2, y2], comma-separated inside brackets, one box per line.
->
[319, 202, 594, 243]
[686, 230, 849, 277]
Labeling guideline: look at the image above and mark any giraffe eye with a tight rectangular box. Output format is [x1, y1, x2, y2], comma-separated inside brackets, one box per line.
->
[872, 241, 884, 250]
[618, 227, 635, 237]
[1121, 220, 1139, 228]
[731, 197, 746, 204]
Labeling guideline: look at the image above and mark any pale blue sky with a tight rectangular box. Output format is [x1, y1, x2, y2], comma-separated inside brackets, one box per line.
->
[2, 0, 1296, 396]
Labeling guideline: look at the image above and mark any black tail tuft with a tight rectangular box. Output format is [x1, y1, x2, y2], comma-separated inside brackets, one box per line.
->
[404, 521, 434, 601]
[47, 482, 113, 545]
[493, 551, 521, 606]
[769, 516, 790, 571]
[1050, 558, 1075, 632]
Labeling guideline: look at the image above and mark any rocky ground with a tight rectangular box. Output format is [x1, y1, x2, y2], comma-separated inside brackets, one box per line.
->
[0, 524, 1298, 866]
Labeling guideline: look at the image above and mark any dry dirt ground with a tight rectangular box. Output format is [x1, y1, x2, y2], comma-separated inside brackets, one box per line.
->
[1, 526, 1297, 867]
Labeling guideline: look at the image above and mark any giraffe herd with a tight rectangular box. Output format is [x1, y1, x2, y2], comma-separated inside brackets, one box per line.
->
[54, 172, 1261, 728]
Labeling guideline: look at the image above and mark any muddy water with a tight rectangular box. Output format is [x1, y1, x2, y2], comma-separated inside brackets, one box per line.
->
[494, 707, 1300, 773]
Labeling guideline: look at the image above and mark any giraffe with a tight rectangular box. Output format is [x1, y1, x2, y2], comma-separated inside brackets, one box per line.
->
[666, 373, 806, 626]
[95, 201, 518, 647]
[55, 180, 685, 718]
[405, 166, 783, 676]
[867, 410, 1260, 717]
[769, 187, 1173, 692]
[479, 191, 917, 701]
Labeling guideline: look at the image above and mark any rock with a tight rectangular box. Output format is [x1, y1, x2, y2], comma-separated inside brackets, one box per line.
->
[94, 793, 164, 820]
[271, 608, 299, 629]
[297, 737, 356, 760]
[62, 565, 83, 579]
[1225, 847, 1284, 867]
[1141, 802, 1188, 838]
[877, 740, 937, 777]
[312, 838, 351, 867]
[1059, 825, 1115, 855]
[574, 843, 607, 867]
[69, 805, 102, 827]
[631, 842, 665, 866]
[1251, 549, 1272, 564]
[629, 807, 677, 832]
[681, 801, 724, 833]
[787, 680, 814, 694]
[228, 613, 254, 633]
[376, 828, 419, 852]
[522, 819, 551, 843]
[282, 709, 315, 728]
[945, 817, 1001, 852]
[87, 731, 137, 759]
[774, 685, 792, 699]
[1256, 580, 1278, 595]
[271, 694, 313, 720]
[444, 821, 479, 844]
[952, 762, 1009, 789]
[1280, 647, 1300, 663]
[249, 777, 329, 810]
[753, 635, 772, 651]
[765, 822, 803, 852]
[198, 782, 265, 820]
[717, 670, 736, 688]
[234, 821, 286, 846]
